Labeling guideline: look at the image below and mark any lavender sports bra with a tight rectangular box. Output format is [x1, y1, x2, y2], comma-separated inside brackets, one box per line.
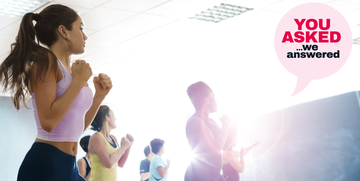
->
[31, 60, 93, 142]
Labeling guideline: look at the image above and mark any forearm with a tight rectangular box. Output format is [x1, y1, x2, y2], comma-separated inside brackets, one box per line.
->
[118, 145, 132, 167]
[243, 146, 253, 156]
[141, 172, 151, 181]
[107, 146, 127, 168]
[84, 94, 104, 132]
[236, 145, 255, 157]
[40, 80, 83, 132]
[162, 166, 170, 178]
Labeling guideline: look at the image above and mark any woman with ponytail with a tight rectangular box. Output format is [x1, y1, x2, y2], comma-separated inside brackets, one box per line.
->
[0, 4, 113, 181]
[88, 105, 134, 181]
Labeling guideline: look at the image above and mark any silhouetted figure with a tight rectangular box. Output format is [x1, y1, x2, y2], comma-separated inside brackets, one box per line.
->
[184, 81, 237, 181]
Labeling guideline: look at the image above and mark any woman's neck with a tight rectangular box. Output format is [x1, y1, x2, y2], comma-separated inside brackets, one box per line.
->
[195, 108, 209, 121]
[49, 44, 71, 68]
[100, 124, 112, 139]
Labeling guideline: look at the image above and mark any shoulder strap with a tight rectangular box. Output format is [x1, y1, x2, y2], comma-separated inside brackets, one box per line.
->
[56, 59, 67, 78]
[109, 135, 118, 147]
[98, 132, 117, 148]
[83, 157, 89, 166]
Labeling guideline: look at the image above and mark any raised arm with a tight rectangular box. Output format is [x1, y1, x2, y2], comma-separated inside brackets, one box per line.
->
[83, 73, 112, 132]
[234, 141, 260, 157]
[117, 134, 134, 167]
[156, 159, 170, 178]
[89, 133, 129, 169]
[32, 58, 91, 132]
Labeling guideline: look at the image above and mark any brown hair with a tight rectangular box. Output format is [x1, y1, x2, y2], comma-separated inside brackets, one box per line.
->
[0, 4, 78, 110]
[91, 105, 111, 132]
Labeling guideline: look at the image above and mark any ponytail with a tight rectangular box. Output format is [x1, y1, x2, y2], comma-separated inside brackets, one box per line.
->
[0, 4, 78, 110]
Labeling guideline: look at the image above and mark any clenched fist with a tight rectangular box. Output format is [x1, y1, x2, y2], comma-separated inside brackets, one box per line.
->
[71, 60, 92, 86]
[93, 73, 112, 98]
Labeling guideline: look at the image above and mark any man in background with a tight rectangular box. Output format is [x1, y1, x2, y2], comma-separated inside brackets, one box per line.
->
[140, 145, 154, 181]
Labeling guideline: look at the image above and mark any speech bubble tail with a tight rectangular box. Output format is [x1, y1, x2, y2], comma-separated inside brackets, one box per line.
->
[291, 78, 312, 96]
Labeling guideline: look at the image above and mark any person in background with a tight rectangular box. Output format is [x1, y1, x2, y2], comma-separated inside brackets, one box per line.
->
[88, 105, 134, 181]
[149, 139, 170, 181]
[222, 125, 260, 181]
[184, 81, 237, 181]
[140, 145, 154, 181]
[78, 135, 92, 180]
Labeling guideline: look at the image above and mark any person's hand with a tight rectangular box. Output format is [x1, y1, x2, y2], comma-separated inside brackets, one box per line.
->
[166, 159, 171, 166]
[120, 137, 130, 149]
[220, 114, 231, 128]
[93, 73, 112, 99]
[126, 134, 134, 146]
[71, 60, 92, 86]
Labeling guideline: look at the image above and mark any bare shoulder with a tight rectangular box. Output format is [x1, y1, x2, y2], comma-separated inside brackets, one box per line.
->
[89, 133, 106, 146]
[90, 132, 102, 142]
[186, 115, 202, 127]
[77, 157, 85, 165]
[186, 115, 203, 133]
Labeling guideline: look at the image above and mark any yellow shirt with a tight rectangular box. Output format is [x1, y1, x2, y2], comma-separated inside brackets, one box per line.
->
[90, 132, 118, 181]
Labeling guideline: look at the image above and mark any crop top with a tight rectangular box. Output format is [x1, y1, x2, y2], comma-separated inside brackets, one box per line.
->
[31, 60, 93, 142]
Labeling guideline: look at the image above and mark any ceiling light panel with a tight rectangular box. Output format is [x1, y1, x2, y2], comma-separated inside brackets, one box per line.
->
[0, 0, 48, 18]
[189, 3, 253, 23]
[353, 37, 360, 45]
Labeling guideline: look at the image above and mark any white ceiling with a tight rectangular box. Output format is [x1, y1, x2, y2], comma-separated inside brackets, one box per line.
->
[1, 0, 360, 114]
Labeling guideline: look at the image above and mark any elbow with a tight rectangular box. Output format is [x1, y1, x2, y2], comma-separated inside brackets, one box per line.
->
[104, 161, 113, 169]
[118, 161, 125, 168]
[40, 117, 57, 132]
[159, 173, 165, 178]
[41, 123, 55, 132]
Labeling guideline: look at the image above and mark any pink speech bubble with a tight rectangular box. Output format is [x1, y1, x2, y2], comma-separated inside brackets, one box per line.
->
[274, 3, 352, 96]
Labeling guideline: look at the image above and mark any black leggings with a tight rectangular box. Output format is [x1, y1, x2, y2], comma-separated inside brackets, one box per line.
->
[17, 142, 85, 181]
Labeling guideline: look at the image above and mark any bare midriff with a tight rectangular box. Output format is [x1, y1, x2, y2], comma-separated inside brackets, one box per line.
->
[35, 138, 78, 156]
